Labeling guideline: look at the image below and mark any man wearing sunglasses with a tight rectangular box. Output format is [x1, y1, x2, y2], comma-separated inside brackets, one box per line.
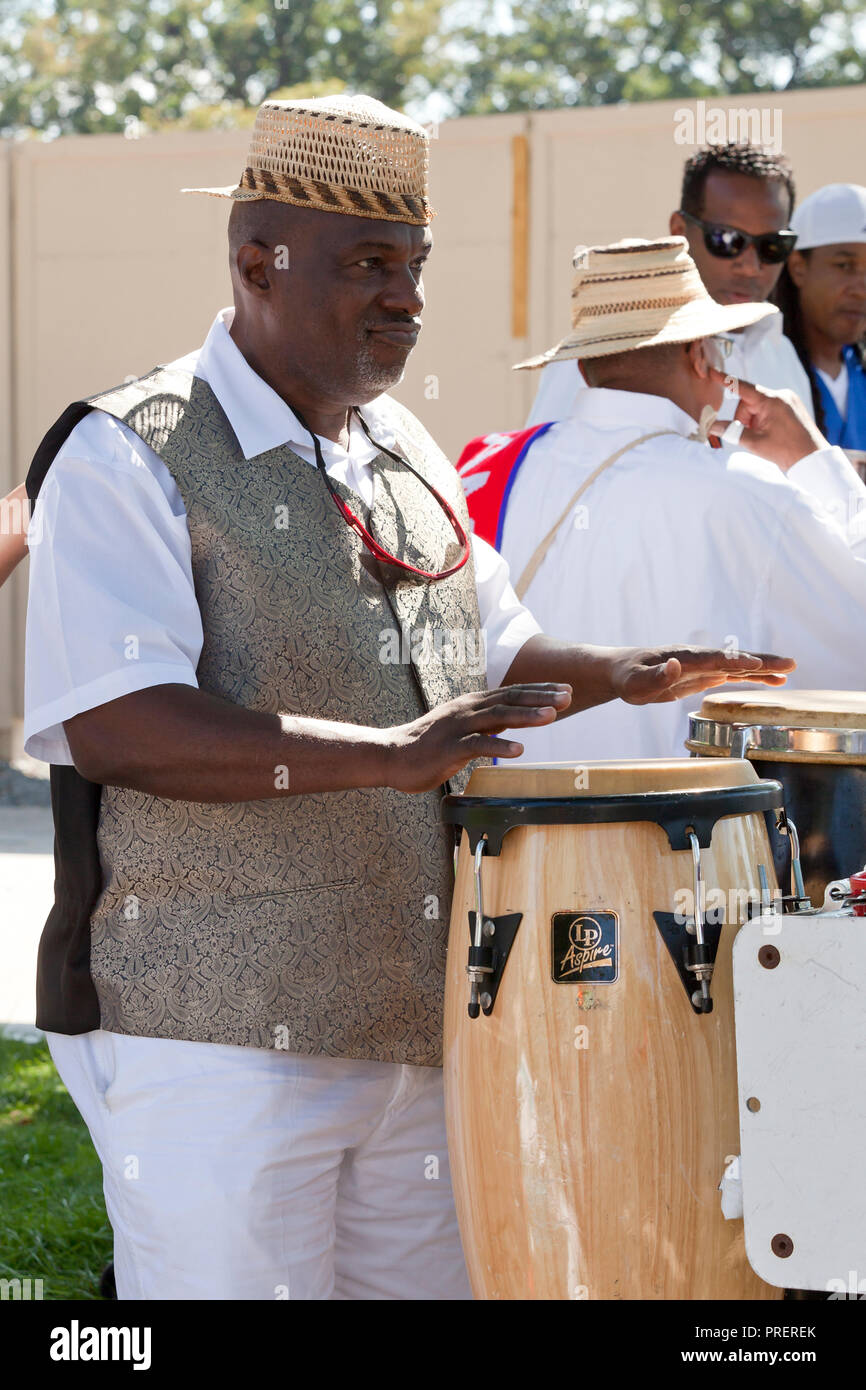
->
[670, 144, 813, 418]
[527, 143, 813, 429]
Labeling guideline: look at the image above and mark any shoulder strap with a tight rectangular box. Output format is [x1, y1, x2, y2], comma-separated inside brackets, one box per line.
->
[26, 402, 96, 504]
[25, 364, 199, 504]
[514, 429, 679, 601]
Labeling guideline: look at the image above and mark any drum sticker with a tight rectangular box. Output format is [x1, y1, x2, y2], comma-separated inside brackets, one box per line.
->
[551, 912, 619, 984]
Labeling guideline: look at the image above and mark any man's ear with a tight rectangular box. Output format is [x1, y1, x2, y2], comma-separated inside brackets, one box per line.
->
[233, 242, 271, 295]
[669, 209, 685, 237]
[686, 338, 709, 379]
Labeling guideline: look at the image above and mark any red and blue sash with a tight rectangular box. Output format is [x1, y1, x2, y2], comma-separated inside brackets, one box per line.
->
[456, 422, 554, 549]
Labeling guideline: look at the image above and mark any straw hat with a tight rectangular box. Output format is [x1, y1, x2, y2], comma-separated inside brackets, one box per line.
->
[181, 93, 433, 225]
[514, 236, 777, 368]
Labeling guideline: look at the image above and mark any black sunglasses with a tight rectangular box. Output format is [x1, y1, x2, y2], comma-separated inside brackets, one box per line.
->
[679, 210, 798, 265]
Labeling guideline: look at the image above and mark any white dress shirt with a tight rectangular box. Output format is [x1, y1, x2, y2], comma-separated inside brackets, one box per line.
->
[24, 307, 541, 764]
[501, 387, 866, 761]
[524, 311, 815, 426]
[816, 361, 849, 418]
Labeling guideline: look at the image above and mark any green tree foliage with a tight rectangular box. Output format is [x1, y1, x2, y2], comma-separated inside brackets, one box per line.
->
[0, 0, 863, 137]
[0, 0, 445, 136]
[435, 0, 866, 113]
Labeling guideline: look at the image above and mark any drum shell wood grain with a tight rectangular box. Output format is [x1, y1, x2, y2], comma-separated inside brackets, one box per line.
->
[444, 771, 782, 1301]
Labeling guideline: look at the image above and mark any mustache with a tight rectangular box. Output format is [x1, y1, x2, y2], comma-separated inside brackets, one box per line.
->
[364, 316, 422, 331]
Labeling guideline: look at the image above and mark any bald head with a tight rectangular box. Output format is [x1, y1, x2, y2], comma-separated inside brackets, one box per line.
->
[227, 198, 298, 260]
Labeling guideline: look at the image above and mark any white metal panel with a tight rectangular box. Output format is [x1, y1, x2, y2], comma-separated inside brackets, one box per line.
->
[733, 911, 866, 1291]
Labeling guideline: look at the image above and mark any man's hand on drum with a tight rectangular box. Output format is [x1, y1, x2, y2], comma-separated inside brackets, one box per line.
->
[384, 646, 796, 791]
[706, 368, 830, 470]
[609, 645, 796, 706]
[385, 684, 573, 792]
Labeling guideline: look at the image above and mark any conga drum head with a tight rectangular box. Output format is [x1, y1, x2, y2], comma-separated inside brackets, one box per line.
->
[466, 756, 761, 794]
[688, 689, 866, 763]
[443, 759, 784, 1302]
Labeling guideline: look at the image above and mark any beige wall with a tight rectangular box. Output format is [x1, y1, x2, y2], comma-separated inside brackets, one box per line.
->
[0, 141, 14, 747]
[2, 84, 866, 751]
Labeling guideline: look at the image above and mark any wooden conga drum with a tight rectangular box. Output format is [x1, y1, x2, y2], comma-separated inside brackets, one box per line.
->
[442, 759, 784, 1301]
[688, 690, 866, 906]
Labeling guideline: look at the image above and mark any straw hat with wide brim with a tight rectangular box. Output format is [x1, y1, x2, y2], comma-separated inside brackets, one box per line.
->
[515, 236, 777, 368]
[181, 93, 433, 226]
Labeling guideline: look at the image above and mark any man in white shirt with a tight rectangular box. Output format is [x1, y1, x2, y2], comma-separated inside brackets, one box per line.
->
[23, 100, 790, 1302]
[504, 235, 864, 764]
[527, 143, 812, 427]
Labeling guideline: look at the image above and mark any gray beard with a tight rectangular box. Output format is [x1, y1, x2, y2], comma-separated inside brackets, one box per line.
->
[352, 325, 409, 396]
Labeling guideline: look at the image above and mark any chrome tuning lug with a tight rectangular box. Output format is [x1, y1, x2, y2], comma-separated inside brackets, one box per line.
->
[778, 811, 811, 911]
[653, 832, 722, 1017]
[465, 837, 522, 1020]
[467, 839, 492, 1019]
[684, 832, 713, 1014]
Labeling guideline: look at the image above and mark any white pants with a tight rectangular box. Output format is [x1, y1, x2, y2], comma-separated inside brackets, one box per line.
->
[46, 1030, 472, 1301]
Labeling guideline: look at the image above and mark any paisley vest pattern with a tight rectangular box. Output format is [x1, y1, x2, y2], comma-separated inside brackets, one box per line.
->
[36, 366, 489, 1065]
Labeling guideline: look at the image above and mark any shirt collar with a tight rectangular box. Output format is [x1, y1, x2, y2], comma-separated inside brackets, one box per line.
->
[734, 304, 782, 344]
[191, 306, 396, 463]
[566, 386, 700, 439]
[842, 344, 860, 370]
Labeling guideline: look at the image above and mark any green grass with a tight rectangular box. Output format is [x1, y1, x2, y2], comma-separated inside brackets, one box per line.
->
[0, 1037, 112, 1300]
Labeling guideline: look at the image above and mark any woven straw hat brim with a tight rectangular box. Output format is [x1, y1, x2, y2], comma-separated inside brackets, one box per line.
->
[180, 178, 433, 225]
[180, 94, 433, 226]
[515, 297, 777, 370]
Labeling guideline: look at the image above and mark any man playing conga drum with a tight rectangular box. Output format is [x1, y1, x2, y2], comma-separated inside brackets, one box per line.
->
[23, 101, 791, 1301]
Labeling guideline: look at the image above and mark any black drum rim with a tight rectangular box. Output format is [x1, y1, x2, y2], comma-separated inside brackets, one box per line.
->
[442, 782, 785, 854]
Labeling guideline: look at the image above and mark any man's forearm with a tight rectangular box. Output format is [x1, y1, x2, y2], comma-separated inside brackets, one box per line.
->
[64, 684, 391, 801]
[502, 635, 621, 719]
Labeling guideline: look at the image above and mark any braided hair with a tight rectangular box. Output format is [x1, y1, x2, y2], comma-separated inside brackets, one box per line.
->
[772, 256, 866, 432]
[771, 255, 826, 430]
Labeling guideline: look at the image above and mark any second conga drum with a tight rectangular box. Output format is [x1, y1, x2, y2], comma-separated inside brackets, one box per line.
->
[442, 759, 784, 1301]
[688, 689, 866, 906]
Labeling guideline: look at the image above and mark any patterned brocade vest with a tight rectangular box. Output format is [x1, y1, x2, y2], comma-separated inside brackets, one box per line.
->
[33, 366, 489, 1066]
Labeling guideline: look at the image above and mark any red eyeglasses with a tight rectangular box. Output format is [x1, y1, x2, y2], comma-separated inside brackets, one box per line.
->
[295, 404, 471, 583]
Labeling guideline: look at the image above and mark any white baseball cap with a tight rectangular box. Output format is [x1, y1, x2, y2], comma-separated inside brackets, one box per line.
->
[790, 183, 866, 251]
